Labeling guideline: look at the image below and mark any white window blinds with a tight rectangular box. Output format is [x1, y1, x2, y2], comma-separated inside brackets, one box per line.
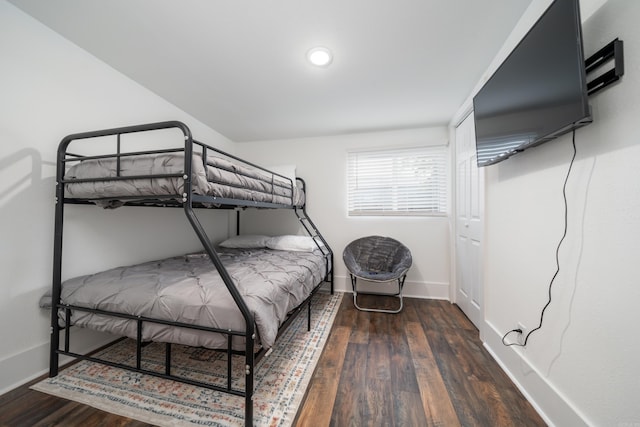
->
[347, 145, 448, 216]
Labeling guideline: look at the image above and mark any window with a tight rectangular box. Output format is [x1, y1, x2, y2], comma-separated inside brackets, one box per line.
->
[347, 145, 447, 216]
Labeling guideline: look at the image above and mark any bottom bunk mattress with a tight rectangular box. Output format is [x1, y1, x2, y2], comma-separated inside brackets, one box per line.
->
[47, 247, 330, 351]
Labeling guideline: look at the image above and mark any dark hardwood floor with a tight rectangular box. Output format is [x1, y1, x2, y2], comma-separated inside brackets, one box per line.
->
[295, 295, 545, 426]
[0, 294, 546, 426]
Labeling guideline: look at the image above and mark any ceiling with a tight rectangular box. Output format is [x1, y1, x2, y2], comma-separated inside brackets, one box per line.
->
[9, 0, 533, 142]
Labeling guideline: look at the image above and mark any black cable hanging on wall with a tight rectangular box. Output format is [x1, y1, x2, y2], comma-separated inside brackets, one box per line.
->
[502, 130, 577, 347]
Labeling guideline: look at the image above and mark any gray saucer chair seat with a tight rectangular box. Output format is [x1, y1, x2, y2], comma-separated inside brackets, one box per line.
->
[342, 235, 412, 313]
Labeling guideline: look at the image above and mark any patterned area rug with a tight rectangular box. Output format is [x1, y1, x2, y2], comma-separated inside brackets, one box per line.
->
[32, 291, 342, 426]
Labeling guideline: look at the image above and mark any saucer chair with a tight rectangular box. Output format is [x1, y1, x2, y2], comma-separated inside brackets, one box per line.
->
[342, 235, 412, 313]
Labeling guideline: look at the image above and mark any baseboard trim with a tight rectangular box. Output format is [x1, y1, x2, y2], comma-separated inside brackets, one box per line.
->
[333, 274, 449, 300]
[0, 341, 49, 396]
[483, 321, 590, 427]
[0, 329, 117, 396]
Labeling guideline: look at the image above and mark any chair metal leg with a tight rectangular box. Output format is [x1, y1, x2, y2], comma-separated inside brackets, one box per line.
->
[350, 274, 405, 314]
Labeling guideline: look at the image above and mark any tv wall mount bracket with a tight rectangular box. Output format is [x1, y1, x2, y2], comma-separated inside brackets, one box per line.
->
[585, 38, 624, 96]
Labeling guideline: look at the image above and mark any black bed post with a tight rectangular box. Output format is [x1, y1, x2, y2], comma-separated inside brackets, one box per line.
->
[50, 187, 63, 376]
[50, 135, 74, 377]
[180, 127, 255, 426]
[183, 208, 256, 424]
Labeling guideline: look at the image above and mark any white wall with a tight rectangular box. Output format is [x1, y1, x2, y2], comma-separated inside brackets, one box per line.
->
[454, 0, 640, 425]
[0, 1, 233, 394]
[235, 127, 451, 299]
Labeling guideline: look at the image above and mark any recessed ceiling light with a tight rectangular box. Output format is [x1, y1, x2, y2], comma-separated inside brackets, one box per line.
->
[307, 47, 333, 67]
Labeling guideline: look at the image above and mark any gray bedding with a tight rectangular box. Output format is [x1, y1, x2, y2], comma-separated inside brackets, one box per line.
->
[64, 152, 305, 207]
[49, 247, 329, 350]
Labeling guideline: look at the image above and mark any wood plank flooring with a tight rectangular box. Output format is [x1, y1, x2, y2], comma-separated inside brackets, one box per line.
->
[0, 294, 546, 426]
[296, 294, 545, 426]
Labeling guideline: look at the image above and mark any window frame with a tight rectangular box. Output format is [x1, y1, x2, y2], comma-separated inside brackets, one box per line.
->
[347, 144, 449, 217]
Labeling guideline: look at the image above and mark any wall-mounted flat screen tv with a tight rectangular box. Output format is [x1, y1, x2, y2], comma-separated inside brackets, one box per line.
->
[473, 0, 592, 167]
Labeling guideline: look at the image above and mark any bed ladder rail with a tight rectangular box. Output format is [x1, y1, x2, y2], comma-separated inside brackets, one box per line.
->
[294, 206, 334, 294]
[293, 207, 328, 254]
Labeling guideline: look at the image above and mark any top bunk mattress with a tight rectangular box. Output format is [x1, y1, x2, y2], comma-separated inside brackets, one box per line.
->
[49, 247, 330, 351]
[63, 152, 305, 208]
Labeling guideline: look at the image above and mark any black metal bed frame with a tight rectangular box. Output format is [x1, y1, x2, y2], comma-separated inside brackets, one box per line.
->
[49, 120, 333, 426]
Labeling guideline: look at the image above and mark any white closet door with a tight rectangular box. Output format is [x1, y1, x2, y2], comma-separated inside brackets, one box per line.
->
[454, 112, 484, 329]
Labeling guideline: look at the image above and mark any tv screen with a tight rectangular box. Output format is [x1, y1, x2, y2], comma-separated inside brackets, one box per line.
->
[473, 0, 592, 167]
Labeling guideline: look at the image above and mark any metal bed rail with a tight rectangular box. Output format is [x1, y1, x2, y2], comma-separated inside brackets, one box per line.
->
[57, 303, 248, 395]
[58, 121, 298, 209]
[53, 278, 327, 398]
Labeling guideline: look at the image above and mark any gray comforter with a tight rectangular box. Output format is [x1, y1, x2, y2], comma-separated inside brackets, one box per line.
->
[48, 248, 329, 350]
[64, 153, 305, 207]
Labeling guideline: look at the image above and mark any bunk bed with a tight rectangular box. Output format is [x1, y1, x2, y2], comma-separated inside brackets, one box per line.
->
[48, 120, 333, 426]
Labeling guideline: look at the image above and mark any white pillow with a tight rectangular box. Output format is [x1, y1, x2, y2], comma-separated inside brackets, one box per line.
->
[219, 234, 271, 249]
[267, 235, 323, 252]
[267, 164, 297, 187]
